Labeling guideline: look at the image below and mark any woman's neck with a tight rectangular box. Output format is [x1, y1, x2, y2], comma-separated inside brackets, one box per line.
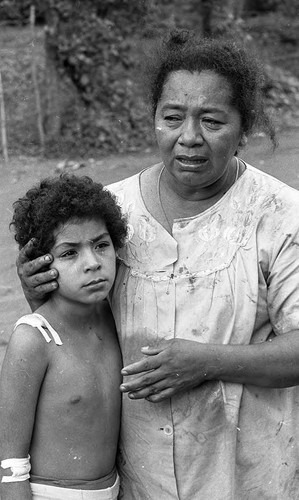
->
[161, 158, 239, 203]
[139, 158, 244, 232]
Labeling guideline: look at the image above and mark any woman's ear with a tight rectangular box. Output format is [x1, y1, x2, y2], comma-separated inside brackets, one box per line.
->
[239, 133, 248, 148]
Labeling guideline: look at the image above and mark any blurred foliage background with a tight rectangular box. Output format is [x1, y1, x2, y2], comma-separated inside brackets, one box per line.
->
[0, 0, 299, 158]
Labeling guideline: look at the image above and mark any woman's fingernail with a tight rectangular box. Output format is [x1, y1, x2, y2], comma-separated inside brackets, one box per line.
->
[45, 255, 51, 262]
[121, 370, 128, 375]
[120, 385, 126, 391]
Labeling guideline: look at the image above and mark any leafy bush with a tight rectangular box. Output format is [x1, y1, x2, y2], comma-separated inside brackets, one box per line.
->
[0, 0, 45, 23]
[278, 0, 299, 16]
[246, 0, 281, 12]
[41, 0, 156, 155]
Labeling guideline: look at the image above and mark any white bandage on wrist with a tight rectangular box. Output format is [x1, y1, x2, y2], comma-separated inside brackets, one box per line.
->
[1, 455, 31, 483]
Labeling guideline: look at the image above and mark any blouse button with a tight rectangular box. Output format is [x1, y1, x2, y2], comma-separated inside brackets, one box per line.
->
[164, 425, 173, 436]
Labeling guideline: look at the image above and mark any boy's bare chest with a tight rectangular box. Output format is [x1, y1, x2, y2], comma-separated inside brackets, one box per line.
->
[39, 337, 122, 413]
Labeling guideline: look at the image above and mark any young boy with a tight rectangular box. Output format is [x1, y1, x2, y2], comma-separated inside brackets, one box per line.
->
[0, 174, 127, 500]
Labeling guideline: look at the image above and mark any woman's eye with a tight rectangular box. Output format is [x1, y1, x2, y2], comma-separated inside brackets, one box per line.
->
[164, 115, 181, 122]
[202, 118, 222, 129]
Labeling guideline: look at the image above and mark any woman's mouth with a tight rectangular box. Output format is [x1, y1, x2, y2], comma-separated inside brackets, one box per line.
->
[176, 156, 208, 167]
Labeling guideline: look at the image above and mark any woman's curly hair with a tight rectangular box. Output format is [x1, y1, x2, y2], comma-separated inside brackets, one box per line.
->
[143, 29, 276, 147]
[10, 174, 127, 259]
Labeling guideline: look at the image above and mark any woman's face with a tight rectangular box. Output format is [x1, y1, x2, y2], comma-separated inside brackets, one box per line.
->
[154, 70, 243, 192]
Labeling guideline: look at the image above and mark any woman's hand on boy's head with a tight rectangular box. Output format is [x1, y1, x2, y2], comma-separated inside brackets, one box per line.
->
[16, 238, 59, 311]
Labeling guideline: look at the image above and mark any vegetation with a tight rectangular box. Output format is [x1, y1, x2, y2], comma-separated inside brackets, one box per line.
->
[0, 0, 299, 157]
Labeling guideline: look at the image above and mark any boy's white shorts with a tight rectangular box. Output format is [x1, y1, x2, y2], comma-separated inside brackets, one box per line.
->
[30, 474, 120, 500]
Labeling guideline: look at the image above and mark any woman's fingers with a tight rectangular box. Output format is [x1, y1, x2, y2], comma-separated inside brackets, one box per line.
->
[18, 262, 58, 296]
[17, 239, 52, 270]
[32, 275, 59, 294]
[120, 339, 208, 401]
[16, 238, 37, 265]
[140, 346, 163, 355]
[17, 249, 54, 281]
[121, 355, 159, 377]
[21, 255, 54, 277]
[123, 373, 181, 402]
[146, 388, 174, 403]
[16, 240, 58, 304]
[121, 366, 164, 395]
[120, 368, 159, 392]
[27, 268, 58, 289]
[121, 344, 166, 377]
[127, 379, 168, 400]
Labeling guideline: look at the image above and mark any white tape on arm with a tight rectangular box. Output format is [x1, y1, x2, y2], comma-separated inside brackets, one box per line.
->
[1, 455, 31, 483]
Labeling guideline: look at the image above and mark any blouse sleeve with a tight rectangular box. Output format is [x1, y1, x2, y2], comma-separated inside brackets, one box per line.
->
[266, 200, 299, 335]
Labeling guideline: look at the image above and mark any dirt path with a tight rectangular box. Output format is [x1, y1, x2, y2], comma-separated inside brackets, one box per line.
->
[0, 127, 299, 368]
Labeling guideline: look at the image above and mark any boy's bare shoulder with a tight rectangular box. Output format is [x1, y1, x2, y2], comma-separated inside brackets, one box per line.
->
[6, 320, 50, 360]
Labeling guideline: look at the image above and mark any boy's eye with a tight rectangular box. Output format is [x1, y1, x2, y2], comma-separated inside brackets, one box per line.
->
[95, 242, 110, 250]
[61, 250, 76, 258]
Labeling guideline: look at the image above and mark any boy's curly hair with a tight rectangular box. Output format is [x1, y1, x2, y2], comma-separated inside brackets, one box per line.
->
[10, 174, 127, 259]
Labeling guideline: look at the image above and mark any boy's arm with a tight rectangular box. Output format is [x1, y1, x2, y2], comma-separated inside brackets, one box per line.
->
[0, 325, 49, 500]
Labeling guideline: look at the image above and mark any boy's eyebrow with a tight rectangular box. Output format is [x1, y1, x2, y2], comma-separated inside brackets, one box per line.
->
[54, 232, 110, 249]
[89, 232, 110, 243]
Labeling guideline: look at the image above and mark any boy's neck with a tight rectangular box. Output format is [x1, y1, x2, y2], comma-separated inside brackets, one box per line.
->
[39, 295, 103, 331]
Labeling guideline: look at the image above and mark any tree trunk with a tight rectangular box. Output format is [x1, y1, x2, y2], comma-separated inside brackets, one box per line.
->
[30, 5, 45, 153]
[201, 0, 247, 35]
[0, 69, 9, 165]
[43, 6, 62, 142]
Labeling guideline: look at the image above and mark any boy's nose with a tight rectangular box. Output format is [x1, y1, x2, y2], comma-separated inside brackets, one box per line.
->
[83, 250, 101, 271]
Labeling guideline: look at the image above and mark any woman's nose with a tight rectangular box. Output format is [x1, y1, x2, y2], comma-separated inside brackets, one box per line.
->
[178, 119, 204, 147]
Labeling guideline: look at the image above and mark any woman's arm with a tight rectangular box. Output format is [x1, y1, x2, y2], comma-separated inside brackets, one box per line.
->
[120, 331, 299, 402]
[16, 239, 58, 311]
[0, 325, 48, 499]
[121, 199, 299, 402]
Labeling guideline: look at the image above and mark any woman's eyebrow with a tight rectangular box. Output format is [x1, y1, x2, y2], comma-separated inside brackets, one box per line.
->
[160, 103, 184, 110]
[161, 103, 227, 114]
[199, 106, 227, 113]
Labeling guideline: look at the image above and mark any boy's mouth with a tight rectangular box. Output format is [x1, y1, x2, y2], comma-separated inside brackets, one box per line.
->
[84, 278, 106, 287]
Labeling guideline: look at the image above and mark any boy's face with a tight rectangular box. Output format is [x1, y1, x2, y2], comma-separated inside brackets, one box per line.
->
[50, 218, 116, 306]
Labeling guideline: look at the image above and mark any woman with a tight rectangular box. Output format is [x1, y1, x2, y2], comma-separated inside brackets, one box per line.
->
[15, 31, 299, 499]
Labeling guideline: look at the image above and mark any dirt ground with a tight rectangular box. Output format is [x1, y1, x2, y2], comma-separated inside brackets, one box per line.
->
[0, 127, 299, 369]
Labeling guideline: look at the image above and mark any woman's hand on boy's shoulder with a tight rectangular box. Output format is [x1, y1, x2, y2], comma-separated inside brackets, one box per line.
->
[16, 239, 58, 311]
